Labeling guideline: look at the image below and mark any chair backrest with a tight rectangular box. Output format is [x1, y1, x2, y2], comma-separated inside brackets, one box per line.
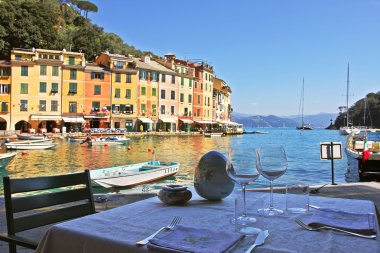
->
[3, 170, 95, 235]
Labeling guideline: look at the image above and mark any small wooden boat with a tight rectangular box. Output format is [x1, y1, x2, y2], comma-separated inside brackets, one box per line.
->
[90, 161, 180, 188]
[17, 133, 46, 140]
[0, 152, 17, 168]
[4, 140, 55, 150]
[87, 136, 130, 146]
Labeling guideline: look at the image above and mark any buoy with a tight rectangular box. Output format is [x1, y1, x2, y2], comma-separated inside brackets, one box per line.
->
[127, 146, 131, 150]
[148, 148, 152, 152]
[21, 151, 28, 155]
[104, 143, 108, 147]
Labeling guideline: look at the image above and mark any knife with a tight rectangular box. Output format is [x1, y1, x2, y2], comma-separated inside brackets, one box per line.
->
[244, 230, 269, 253]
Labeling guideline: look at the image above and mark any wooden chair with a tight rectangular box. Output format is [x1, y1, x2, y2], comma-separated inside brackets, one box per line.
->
[0, 170, 96, 253]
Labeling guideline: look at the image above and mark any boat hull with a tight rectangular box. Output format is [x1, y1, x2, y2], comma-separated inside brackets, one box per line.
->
[4, 140, 54, 150]
[0, 152, 17, 168]
[90, 161, 180, 188]
[17, 133, 46, 140]
[204, 132, 224, 137]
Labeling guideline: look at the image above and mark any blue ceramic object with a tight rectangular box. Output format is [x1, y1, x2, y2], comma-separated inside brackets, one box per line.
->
[193, 151, 234, 200]
[158, 185, 192, 205]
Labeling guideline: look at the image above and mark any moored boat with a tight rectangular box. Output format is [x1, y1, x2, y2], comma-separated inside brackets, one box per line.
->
[90, 161, 180, 188]
[87, 136, 130, 146]
[345, 132, 380, 178]
[4, 140, 55, 150]
[0, 152, 17, 168]
[17, 133, 46, 140]
[204, 131, 224, 137]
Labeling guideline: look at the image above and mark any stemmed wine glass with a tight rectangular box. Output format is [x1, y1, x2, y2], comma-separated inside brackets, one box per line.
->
[226, 149, 261, 234]
[256, 146, 288, 216]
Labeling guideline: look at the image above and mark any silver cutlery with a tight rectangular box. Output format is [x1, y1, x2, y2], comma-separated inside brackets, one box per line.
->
[295, 218, 376, 239]
[244, 230, 269, 253]
[136, 216, 181, 245]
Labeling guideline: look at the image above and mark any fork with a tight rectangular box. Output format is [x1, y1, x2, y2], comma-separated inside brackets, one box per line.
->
[136, 216, 181, 245]
[295, 218, 376, 239]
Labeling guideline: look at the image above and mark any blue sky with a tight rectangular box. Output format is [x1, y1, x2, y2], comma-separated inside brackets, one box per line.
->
[88, 0, 380, 116]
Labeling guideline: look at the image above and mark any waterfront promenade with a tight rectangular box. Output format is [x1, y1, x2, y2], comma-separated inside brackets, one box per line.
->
[1, 182, 380, 252]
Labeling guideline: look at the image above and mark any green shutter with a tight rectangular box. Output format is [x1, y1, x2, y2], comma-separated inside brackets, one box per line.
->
[39, 82, 47, 93]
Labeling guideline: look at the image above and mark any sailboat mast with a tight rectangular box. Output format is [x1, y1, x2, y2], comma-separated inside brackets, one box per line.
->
[346, 63, 350, 127]
[302, 77, 305, 126]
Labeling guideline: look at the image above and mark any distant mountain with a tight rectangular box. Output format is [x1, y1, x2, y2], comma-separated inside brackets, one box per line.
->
[232, 114, 297, 128]
[232, 112, 338, 128]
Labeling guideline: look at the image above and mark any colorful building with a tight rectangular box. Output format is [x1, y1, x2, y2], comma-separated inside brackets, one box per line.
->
[84, 63, 111, 129]
[0, 60, 11, 130]
[213, 77, 232, 122]
[96, 52, 138, 131]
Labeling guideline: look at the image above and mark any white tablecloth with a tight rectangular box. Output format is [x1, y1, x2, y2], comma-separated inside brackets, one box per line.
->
[36, 190, 380, 253]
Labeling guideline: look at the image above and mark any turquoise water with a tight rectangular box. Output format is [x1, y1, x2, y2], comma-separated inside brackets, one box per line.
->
[1, 129, 350, 194]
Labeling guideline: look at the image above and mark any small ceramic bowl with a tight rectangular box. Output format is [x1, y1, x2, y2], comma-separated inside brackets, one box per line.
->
[158, 185, 192, 205]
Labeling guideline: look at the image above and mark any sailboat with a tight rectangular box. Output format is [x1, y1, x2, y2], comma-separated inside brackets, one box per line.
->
[339, 63, 360, 135]
[296, 78, 313, 130]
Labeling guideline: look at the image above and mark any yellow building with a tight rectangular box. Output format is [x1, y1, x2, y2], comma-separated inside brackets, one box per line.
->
[96, 52, 138, 131]
[61, 50, 86, 132]
[0, 60, 11, 130]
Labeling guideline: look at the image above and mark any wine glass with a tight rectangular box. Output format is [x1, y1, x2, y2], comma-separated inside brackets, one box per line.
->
[226, 149, 261, 234]
[256, 146, 288, 216]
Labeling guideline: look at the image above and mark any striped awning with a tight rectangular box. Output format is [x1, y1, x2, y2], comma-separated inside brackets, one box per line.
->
[62, 117, 86, 123]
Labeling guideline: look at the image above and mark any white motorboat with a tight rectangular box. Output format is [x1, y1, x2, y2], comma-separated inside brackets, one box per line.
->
[4, 140, 55, 150]
[90, 161, 180, 188]
[0, 152, 17, 168]
[17, 133, 46, 140]
[87, 136, 130, 146]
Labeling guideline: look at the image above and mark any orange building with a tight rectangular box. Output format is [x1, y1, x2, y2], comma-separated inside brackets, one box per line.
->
[83, 64, 111, 128]
[0, 61, 11, 130]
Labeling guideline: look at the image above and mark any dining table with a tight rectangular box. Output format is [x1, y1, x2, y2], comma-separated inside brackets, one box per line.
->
[36, 189, 380, 253]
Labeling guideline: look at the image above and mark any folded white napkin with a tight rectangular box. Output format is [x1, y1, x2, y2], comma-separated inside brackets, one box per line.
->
[147, 225, 244, 253]
[307, 208, 377, 235]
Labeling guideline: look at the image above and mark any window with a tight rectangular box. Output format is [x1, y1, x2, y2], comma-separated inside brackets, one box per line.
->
[141, 104, 146, 114]
[208, 97, 210, 106]
[171, 106, 174, 115]
[69, 83, 77, 94]
[126, 74, 131, 83]
[161, 105, 165, 114]
[152, 104, 157, 115]
[20, 83, 28, 94]
[205, 73, 208, 80]
[115, 88, 120, 98]
[126, 89, 131, 99]
[0, 67, 10, 76]
[197, 109, 200, 117]
[70, 69, 77, 80]
[92, 101, 100, 111]
[21, 66, 28, 76]
[94, 85, 101, 95]
[139, 70, 147, 80]
[39, 100, 46, 111]
[188, 94, 192, 103]
[161, 89, 165, 99]
[201, 83, 203, 90]
[161, 74, 166, 82]
[69, 101, 77, 113]
[40, 65, 47, 75]
[150, 72, 158, 81]
[184, 108, 188, 116]
[52, 66, 59, 76]
[68, 56, 75, 65]
[180, 93, 184, 102]
[20, 100, 28, 111]
[39, 82, 47, 93]
[141, 87, 146, 95]
[51, 83, 58, 93]
[15, 55, 21, 60]
[91, 72, 104, 80]
[171, 90, 175, 100]
[115, 73, 121, 82]
[51, 100, 58, 111]
[189, 79, 193, 87]
[181, 77, 184, 86]
[1, 102, 8, 112]
[114, 61, 123, 68]
[0, 84, 9, 94]
[195, 82, 198, 89]
[171, 75, 175, 84]
[206, 83, 208, 91]
[197, 95, 201, 104]
[152, 88, 157, 96]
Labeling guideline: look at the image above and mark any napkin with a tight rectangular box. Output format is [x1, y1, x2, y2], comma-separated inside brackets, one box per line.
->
[147, 225, 244, 253]
[307, 208, 377, 235]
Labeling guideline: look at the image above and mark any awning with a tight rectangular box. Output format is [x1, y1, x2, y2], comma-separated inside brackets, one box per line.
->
[84, 115, 109, 119]
[195, 120, 213, 124]
[221, 120, 242, 126]
[62, 117, 86, 123]
[180, 119, 193, 124]
[138, 117, 154, 123]
[160, 118, 177, 123]
[31, 115, 62, 121]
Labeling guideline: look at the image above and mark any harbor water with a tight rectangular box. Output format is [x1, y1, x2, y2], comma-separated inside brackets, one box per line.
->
[1, 129, 352, 194]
